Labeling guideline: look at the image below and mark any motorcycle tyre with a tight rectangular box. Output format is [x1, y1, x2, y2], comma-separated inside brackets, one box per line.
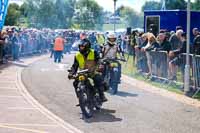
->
[79, 91, 93, 119]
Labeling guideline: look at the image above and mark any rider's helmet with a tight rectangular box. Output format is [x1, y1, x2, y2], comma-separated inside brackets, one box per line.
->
[107, 33, 117, 46]
[78, 39, 91, 54]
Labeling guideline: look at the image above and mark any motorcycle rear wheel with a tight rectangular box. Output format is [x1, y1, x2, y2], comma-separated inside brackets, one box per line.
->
[111, 83, 118, 94]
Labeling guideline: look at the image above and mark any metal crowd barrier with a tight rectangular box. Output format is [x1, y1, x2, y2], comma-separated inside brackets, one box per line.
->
[194, 55, 200, 88]
[178, 54, 193, 82]
[148, 51, 169, 80]
[135, 49, 148, 73]
[0, 42, 51, 64]
[135, 50, 169, 81]
[191, 55, 200, 97]
[134, 49, 200, 96]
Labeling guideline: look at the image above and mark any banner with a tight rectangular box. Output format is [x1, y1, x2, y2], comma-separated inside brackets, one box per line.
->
[0, 0, 9, 30]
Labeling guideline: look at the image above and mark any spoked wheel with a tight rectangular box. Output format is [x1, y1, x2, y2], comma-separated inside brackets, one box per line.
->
[79, 90, 93, 118]
[110, 71, 119, 94]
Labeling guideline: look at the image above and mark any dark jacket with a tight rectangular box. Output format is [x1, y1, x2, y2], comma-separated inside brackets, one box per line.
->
[138, 40, 148, 49]
[146, 41, 160, 51]
[173, 41, 186, 56]
[193, 34, 200, 55]
[173, 41, 194, 55]
[157, 40, 171, 52]
[169, 34, 182, 50]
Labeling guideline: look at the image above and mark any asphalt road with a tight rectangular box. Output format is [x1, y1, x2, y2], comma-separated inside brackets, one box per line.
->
[22, 54, 200, 133]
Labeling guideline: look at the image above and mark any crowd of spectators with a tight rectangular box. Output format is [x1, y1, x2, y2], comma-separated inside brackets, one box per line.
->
[0, 28, 91, 64]
[1, 26, 200, 85]
[0, 28, 54, 64]
[131, 26, 200, 83]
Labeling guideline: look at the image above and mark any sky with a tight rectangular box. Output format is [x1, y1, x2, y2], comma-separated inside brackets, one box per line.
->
[94, 0, 160, 13]
[95, 0, 196, 13]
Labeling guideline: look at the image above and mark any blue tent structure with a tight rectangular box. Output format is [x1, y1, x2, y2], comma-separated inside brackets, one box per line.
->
[0, 0, 9, 30]
[144, 10, 200, 42]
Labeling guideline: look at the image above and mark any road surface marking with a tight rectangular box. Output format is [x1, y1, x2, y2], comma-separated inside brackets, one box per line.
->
[0, 124, 47, 133]
[55, 63, 69, 71]
[0, 81, 16, 83]
[0, 123, 58, 127]
[0, 96, 22, 98]
[17, 69, 84, 133]
[0, 87, 17, 90]
[7, 107, 38, 110]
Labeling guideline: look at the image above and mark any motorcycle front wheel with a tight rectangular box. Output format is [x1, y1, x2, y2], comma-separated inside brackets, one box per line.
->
[79, 89, 93, 118]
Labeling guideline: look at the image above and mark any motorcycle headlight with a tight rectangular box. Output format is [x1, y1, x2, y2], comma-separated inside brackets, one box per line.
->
[79, 75, 85, 81]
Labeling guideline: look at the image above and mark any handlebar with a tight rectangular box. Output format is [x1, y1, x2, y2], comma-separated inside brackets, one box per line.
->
[68, 69, 89, 80]
[101, 57, 126, 63]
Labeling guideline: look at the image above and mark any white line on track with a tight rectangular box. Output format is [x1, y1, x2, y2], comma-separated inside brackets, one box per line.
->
[0, 123, 59, 127]
[0, 124, 47, 133]
[7, 107, 38, 110]
[17, 68, 84, 133]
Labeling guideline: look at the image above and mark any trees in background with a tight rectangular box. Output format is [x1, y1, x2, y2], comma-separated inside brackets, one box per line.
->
[73, 0, 104, 30]
[165, 0, 187, 10]
[5, 0, 200, 30]
[192, 0, 200, 10]
[7, 0, 103, 30]
[142, 0, 187, 11]
[5, 3, 21, 26]
[142, 1, 161, 11]
[19, 0, 75, 29]
[117, 6, 142, 28]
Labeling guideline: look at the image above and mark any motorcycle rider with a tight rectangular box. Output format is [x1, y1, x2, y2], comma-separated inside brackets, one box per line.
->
[102, 33, 125, 82]
[68, 39, 108, 102]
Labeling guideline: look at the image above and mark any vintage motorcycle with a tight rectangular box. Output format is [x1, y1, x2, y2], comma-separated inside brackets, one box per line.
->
[68, 69, 103, 118]
[100, 57, 125, 94]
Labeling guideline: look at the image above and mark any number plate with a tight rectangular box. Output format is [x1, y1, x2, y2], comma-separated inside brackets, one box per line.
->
[113, 67, 118, 72]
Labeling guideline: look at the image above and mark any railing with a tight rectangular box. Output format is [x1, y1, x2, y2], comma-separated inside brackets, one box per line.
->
[0, 41, 51, 64]
[134, 48, 200, 97]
